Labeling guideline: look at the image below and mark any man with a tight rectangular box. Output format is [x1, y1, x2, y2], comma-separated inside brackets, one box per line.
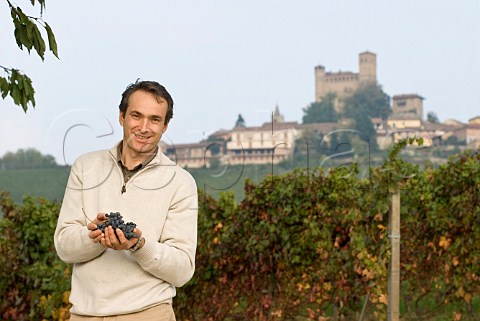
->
[54, 80, 198, 320]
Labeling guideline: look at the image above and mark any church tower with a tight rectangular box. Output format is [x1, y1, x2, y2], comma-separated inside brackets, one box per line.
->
[272, 104, 285, 123]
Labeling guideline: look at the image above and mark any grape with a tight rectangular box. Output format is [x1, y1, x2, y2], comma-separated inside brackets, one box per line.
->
[97, 212, 138, 240]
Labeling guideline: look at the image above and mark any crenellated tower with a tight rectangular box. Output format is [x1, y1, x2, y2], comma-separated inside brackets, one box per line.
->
[359, 51, 377, 84]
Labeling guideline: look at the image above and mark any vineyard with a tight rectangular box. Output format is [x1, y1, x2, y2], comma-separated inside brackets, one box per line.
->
[0, 142, 479, 320]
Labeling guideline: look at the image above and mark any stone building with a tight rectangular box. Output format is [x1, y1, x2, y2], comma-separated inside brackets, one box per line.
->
[162, 141, 214, 169]
[387, 114, 422, 130]
[226, 121, 298, 165]
[315, 51, 377, 112]
[444, 116, 480, 147]
[391, 94, 424, 120]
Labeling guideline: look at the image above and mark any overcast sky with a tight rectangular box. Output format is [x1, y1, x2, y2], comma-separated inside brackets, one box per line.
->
[1, 0, 479, 164]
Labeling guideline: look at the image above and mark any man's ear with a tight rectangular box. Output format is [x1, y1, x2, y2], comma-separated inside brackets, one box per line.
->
[162, 123, 169, 133]
[119, 112, 125, 126]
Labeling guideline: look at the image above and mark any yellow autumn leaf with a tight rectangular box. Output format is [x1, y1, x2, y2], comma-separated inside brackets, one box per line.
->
[439, 236, 451, 250]
[297, 283, 304, 291]
[323, 282, 332, 291]
[445, 263, 451, 273]
[63, 291, 70, 304]
[453, 311, 462, 321]
[362, 268, 374, 280]
[271, 309, 282, 317]
[452, 257, 459, 267]
[456, 286, 465, 298]
[464, 293, 472, 303]
[214, 222, 223, 232]
[379, 293, 388, 305]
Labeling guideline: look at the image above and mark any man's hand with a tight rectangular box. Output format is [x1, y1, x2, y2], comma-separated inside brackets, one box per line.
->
[102, 226, 143, 251]
[87, 213, 107, 243]
[87, 212, 143, 251]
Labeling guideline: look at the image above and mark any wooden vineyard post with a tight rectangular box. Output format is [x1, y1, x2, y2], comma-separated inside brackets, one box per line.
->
[388, 189, 401, 321]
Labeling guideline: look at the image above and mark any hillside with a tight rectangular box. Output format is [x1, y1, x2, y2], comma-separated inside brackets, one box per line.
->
[0, 147, 458, 205]
[0, 164, 279, 204]
[0, 168, 71, 204]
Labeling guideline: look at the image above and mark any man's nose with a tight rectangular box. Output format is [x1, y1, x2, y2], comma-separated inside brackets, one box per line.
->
[140, 119, 149, 131]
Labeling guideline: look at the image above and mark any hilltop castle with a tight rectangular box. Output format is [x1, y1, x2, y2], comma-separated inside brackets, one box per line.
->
[315, 51, 377, 112]
[162, 52, 479, 168]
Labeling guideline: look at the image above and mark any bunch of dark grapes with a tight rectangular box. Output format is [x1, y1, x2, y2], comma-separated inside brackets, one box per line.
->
[97, 212, 138, 240]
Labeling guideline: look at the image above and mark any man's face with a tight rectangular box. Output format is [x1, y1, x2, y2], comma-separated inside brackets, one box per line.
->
[119, 90, 169, 159]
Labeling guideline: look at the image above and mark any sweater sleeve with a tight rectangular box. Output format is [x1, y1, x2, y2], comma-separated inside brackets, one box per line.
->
[132, 175, 198, 287]
[54, 160, 106, 263]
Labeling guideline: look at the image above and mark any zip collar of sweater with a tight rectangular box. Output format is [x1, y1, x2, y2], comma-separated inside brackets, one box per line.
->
[107, 141, 163, 168]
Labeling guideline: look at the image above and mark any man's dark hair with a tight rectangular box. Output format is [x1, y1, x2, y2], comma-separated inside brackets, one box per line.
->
[119, 80, 174, 124]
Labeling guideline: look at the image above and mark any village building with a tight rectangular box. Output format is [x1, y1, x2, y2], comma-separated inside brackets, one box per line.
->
[387, 114, 423, 130]
[162, 141, 215, 169]
[391, 94, 424, 120]
[226, 120, 298, 165]
[443, 116, 480, 148]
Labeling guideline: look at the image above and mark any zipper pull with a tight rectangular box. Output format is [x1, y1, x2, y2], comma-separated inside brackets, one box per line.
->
[121, 185, 126, 194]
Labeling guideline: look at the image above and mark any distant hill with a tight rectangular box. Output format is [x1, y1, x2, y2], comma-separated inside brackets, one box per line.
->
[0, 148, 59, 170]
[0, 168, 71, 204]
[1, 146, 461, 205]
[187, 163, 284, 201]
[0, 163, 285, 205]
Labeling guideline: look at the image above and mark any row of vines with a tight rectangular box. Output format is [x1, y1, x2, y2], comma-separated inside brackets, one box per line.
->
[1, 143, 479, 320]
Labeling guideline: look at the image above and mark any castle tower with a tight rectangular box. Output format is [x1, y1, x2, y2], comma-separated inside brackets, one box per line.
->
[314, 65, 326, 102]
[358, 51, 376, 84]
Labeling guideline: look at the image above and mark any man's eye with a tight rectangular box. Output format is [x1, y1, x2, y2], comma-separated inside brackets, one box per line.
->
[131, 114, 140, 119]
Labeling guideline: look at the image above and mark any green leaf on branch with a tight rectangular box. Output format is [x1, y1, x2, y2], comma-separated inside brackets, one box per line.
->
[30, 0, 47, 14]
[26, 21, 34, 41]
[44, 22, 59, 58]
[0, 77, 9, 99]
[18, 24, 33, 51]
[22, 76, 33, 97]
[10, 84, 20, 105]
[10, 6, 39, 54]
[32, 23, 46, 60]
[16, 7, 29, 24]
[4, 0, 58, 112]
[3, 69, 36, 112]
[10, 3, 56, 61]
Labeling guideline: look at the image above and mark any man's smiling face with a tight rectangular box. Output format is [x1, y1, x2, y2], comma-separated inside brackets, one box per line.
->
[119, 90, 169, 160]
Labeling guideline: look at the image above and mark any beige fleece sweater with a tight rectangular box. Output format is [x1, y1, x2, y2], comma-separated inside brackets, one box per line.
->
[54, 143, 198, 316]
